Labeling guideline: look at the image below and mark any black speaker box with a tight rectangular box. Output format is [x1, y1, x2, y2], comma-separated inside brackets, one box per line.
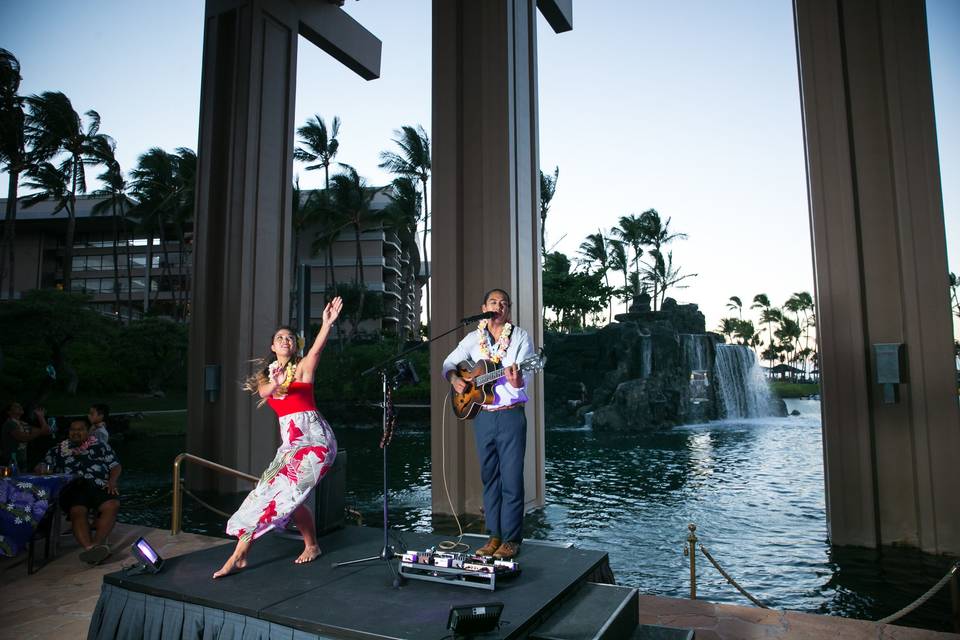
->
[314, 448, 346, 534]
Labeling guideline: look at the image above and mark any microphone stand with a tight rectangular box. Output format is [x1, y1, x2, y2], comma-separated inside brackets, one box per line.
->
[331, 317, 479, 585]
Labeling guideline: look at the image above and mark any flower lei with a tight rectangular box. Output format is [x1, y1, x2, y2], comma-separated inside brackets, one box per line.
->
[477, 320, 512, 364]
[269, 360, 296, 398]
[60, 435, 97, 457]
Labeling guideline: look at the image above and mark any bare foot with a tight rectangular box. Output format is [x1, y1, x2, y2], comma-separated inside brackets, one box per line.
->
[295, 545, 321, 564]
[212, 553, 247, 578]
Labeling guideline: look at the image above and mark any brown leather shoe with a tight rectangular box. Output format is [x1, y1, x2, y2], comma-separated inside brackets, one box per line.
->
[492, 541, 520, 560]
[476, 536, 502, 557]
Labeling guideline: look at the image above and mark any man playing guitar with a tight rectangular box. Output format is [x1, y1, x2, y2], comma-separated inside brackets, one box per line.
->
[442, 288, 533, 561]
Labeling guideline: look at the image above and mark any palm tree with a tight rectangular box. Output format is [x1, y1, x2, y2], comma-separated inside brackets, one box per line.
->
[0, 48, 28, 299]
[291, 179, 319, 325]
[25, 91, 108, 292]
[611, 214, 645, 296]
[784, 292, 808, 375]
[792, 291, 815, 371]
[168, 148, 196, 318]
[20, 161, 71, 250]
[310, 205, 343, 296]
[775, 316, 802, 378]
[324, 164, 377, 338]
[752, 293, 772, 368]
[727, 296, 743, 319]
[130, 147, 181, 314]
[608, 239, 629, 312]
[539, 166, 559, 256]
[784, 293, 803, 331]
[637, 209, 687, 310]
[578, 230, 613, 322]
[382, 176, 422, 341]
[639, 208, 686, 253]
[293, 115, 341, 316]
[717, 317, 738, 343]
[379, 125, 431, 331]
[90, 138, 130, 317]
[753, 296, 782, 373]
[641, 249, 696, 308]
[294, 115, 340, 190]
[735, 319, 757, 347]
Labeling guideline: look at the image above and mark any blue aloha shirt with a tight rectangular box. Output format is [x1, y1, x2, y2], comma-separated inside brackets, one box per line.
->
[41, 439, 119, 488]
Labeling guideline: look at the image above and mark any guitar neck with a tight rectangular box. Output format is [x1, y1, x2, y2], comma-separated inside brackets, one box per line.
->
[476, 359, 537, 386]
[476, 366, 508, 386]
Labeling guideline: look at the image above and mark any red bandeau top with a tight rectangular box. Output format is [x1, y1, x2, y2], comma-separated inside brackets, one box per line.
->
[265, 381, 317, 417]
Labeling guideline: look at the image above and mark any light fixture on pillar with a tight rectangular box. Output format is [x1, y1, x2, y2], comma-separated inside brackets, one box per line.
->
[204, 365, 221, 403]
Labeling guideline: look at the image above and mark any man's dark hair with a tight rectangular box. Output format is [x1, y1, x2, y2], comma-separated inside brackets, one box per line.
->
[91, 403, 109, 420]
[482, 288, 511, 305]
[72, 416, 92, 429]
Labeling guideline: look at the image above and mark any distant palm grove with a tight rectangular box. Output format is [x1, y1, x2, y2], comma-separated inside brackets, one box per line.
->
[539, 167, 697, 332]
[0, 48, 431, 344]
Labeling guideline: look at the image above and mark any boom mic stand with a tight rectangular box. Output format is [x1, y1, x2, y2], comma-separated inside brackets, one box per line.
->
[331, 319, 478, 585]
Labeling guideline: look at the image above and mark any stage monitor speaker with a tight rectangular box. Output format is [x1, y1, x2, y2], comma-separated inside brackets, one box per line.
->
[314, 448, 346, 534]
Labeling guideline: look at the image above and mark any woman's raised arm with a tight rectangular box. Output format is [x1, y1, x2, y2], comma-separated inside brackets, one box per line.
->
[297, 296, 343, 383]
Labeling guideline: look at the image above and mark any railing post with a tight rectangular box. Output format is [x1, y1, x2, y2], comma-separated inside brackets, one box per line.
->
[687, 523, 698, 600]
[169, 452, 258, 536]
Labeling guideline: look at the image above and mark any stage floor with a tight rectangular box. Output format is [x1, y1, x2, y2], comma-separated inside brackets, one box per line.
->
[102, 526, 610, 639]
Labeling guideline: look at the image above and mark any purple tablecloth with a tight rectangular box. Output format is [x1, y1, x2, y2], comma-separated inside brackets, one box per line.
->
[0, 474, 74, 557]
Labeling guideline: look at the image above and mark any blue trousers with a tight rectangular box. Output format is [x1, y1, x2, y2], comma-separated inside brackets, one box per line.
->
[472, 406, 527, 543]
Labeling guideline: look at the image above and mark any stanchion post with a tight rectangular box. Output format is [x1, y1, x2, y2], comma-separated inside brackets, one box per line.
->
[687, 523, 698, 599]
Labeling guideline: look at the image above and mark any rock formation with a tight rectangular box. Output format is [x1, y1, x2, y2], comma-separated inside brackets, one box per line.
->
[544, 298, 786, 430]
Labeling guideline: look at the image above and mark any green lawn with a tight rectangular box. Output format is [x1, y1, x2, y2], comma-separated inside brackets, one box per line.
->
[125, 411, 187, 437]
[37, 390, 187, 415]
[31, 391, 188, 438]
[771, 382, 820, 398]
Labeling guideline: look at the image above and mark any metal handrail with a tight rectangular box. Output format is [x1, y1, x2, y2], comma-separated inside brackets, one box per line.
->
[171, 452, 258, 534]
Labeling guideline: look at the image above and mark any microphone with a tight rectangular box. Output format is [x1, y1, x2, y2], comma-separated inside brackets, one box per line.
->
[460, 311, 498, 324]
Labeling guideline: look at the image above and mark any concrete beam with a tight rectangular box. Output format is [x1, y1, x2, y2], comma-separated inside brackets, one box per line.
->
[537, 0, 572, 33]
[295, 0, 382, 80]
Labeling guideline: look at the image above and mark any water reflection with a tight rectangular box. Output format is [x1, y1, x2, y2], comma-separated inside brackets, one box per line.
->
[111, 405, 955, 632]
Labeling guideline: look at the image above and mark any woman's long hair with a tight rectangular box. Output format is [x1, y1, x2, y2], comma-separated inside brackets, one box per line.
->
[243, 325, 302, 402]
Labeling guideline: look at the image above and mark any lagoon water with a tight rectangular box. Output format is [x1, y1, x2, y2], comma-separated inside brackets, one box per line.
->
[113, 398, 955, 632]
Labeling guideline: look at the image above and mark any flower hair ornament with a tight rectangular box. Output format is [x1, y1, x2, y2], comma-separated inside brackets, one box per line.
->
[477, 319, 512, 364]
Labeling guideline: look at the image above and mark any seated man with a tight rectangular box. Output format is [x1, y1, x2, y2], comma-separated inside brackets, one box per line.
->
[87, 403, 110, 444]
[36, 417, 121, 565]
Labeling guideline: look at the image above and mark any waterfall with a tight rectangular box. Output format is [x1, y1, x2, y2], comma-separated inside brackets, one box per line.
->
[681, 334, 713, 405]
[640, 333, 652, 378]
[681, 334, 711, 372]
[714, 344, 778, 418]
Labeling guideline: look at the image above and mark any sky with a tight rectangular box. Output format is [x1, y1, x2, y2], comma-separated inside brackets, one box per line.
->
[1, 0, 957, 333]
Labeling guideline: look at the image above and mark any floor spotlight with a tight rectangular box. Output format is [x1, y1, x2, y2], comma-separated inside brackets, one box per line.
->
[446, 602, 503, 637]
[130, 536, 164, 574]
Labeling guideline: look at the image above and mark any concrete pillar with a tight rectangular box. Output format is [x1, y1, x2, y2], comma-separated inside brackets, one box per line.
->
[430, 0, 547, 520]
[795, 0, 960, 553]
[187, 0, 299, 490]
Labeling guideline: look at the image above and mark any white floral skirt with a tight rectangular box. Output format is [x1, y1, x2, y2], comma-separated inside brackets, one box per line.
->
[225, 410, 337, 542]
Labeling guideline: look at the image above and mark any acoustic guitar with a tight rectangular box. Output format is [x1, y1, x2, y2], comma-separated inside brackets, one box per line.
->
[450, 351, 546, 419]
